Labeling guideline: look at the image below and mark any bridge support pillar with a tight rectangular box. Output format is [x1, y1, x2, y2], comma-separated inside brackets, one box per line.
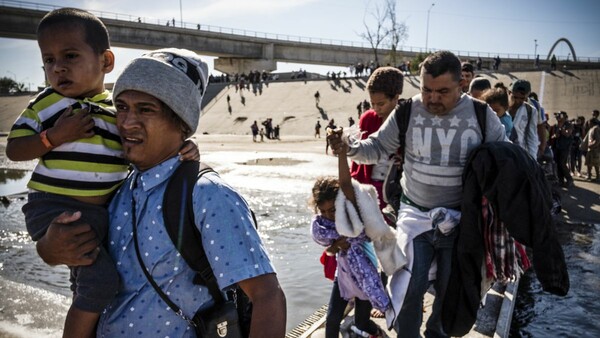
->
[214, 58, 277, 74]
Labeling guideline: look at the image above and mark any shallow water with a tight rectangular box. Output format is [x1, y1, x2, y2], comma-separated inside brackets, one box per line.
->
[0, 151, 337, 336]
[511, 222, 600, 338]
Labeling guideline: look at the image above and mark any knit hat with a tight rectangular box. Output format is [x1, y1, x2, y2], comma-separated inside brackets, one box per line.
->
[113, 48, 209, 137]
[509, 79, 531, 94]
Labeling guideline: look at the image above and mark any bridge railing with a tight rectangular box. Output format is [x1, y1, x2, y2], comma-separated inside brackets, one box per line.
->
[3, 0, 599, 63]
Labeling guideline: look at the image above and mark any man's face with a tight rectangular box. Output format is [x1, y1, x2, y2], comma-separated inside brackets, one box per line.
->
[509, 90, 529, 111]
[38, 24, 113, 98]
[115, 90, 185, 171]
[421, 72, 462, 116]
[461, 71, 474, 92]
[369, 92, 399, 120]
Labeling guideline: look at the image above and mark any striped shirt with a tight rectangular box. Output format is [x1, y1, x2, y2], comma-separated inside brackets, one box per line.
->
[8, 88, 128, 197]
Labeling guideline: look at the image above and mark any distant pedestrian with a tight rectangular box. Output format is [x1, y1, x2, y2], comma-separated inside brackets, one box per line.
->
[348, 116, 355, 127]
[314, 90, 320, 106]
[226, 94, 231, 104]
[535, 54, 540, 69]
[274, 125, 280, 140]
[259, 128, 265, 142]
[251, 120, 259, 142]
[582, 118, 600, 181]
[551, 55, 557, 71]
[172, 17, 175, 26]
[315, 120, 322, 138]
[476, 57, 482, 70]
[325, 119, 336, 154]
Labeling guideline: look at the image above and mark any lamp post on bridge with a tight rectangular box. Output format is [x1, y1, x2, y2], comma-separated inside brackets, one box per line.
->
[425, 3, 435, 53]
[179, 0, 183, 28]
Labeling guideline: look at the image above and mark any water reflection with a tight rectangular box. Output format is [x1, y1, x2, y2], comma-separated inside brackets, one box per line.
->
[0, 168, 30, 196]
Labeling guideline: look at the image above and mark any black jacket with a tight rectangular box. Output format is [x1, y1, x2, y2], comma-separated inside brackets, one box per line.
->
[442, 142, 569, 336]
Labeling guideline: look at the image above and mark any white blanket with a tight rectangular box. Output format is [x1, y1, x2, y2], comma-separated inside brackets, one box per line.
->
[334, 179, 407, 276]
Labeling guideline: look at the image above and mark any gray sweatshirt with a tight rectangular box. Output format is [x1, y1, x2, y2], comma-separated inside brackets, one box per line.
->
[347, 94, 507, 209]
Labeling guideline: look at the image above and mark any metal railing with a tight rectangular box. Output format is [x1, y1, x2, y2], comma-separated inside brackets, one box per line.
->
[2, 0, 599, 63]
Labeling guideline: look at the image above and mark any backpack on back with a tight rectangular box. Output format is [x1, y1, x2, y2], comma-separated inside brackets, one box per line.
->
[163, 161, 254, 336]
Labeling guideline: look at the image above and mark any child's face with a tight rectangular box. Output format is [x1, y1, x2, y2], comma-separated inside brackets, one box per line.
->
[489, 102, 506, 117]
[317, 200, 336, 222]
[369, 92, 398, 120]
[38, 24, 113, 98]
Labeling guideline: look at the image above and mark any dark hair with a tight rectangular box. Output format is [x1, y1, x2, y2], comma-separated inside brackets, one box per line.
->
[420, 51, 462, 82]
[309, 176, 339, 213]
[37, 8, 110, 55]
[529, 92, 539, 101]
[480, 87, 509, 110]
[461, 62, 474, 73]
[494, 82, 507, 90]
[367, 66, 404, 99]
[469, 78, 491, 93]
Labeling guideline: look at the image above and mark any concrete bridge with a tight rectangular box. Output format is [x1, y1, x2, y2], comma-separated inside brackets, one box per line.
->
[2, 2, 600, 74]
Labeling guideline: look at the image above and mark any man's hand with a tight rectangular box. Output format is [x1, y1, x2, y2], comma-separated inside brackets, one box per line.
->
[36, 211, 100, 266]
[326, 128, 347, 155]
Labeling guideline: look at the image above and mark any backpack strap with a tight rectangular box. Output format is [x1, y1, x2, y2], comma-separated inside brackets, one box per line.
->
[524, 103, 533, 150]
[472, 99, 488, 142]
[162, 161, 224, 303]
[395, 98, 413, 161]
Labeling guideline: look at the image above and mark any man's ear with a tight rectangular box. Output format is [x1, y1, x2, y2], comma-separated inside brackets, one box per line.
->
[102, 49, 115, 73]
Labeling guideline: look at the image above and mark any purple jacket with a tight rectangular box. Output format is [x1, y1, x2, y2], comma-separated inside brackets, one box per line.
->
[311, 215, 391, 311]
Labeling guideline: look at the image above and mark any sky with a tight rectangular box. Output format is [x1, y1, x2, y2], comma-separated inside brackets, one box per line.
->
[1, 0, 599, 90]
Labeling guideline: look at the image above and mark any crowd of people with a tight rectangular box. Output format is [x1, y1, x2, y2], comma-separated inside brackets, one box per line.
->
[317, 53, 576, 338]
[250, 118, 280, 142]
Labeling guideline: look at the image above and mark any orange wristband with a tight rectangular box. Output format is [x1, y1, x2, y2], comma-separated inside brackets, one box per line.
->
[40, 130, 54, 149]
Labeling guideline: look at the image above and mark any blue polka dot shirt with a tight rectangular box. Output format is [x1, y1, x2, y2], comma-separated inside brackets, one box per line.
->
[97, 157, 275, 337]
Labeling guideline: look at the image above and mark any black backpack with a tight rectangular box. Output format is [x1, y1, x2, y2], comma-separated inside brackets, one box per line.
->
[163, 161, 255, 336]
[382, 98, 489, 215]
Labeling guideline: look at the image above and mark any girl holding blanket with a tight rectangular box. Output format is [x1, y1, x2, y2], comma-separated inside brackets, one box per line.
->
[310, 128, 406, 337]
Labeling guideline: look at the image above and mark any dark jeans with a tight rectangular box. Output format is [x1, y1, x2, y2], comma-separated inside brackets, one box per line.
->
[554, 147, 573, 184]
[394, 229, 457, 338]
[325, 280, 378, 338]
[569, 147, 582, 173]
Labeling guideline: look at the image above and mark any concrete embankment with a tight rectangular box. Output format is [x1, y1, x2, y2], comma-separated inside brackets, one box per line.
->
[1, 69, 599, 137]
[195, 69, 600, 137]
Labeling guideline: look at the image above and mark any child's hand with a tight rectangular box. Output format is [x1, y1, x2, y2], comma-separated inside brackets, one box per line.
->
[327, 127, 347, 155]
[325, 236, 350, 255]
[179, 138, 200, 161]
[48, 106, 95, 146]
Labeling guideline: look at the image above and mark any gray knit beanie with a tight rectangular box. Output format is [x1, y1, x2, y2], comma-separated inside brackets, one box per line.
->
[113, 48, 209, 137]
